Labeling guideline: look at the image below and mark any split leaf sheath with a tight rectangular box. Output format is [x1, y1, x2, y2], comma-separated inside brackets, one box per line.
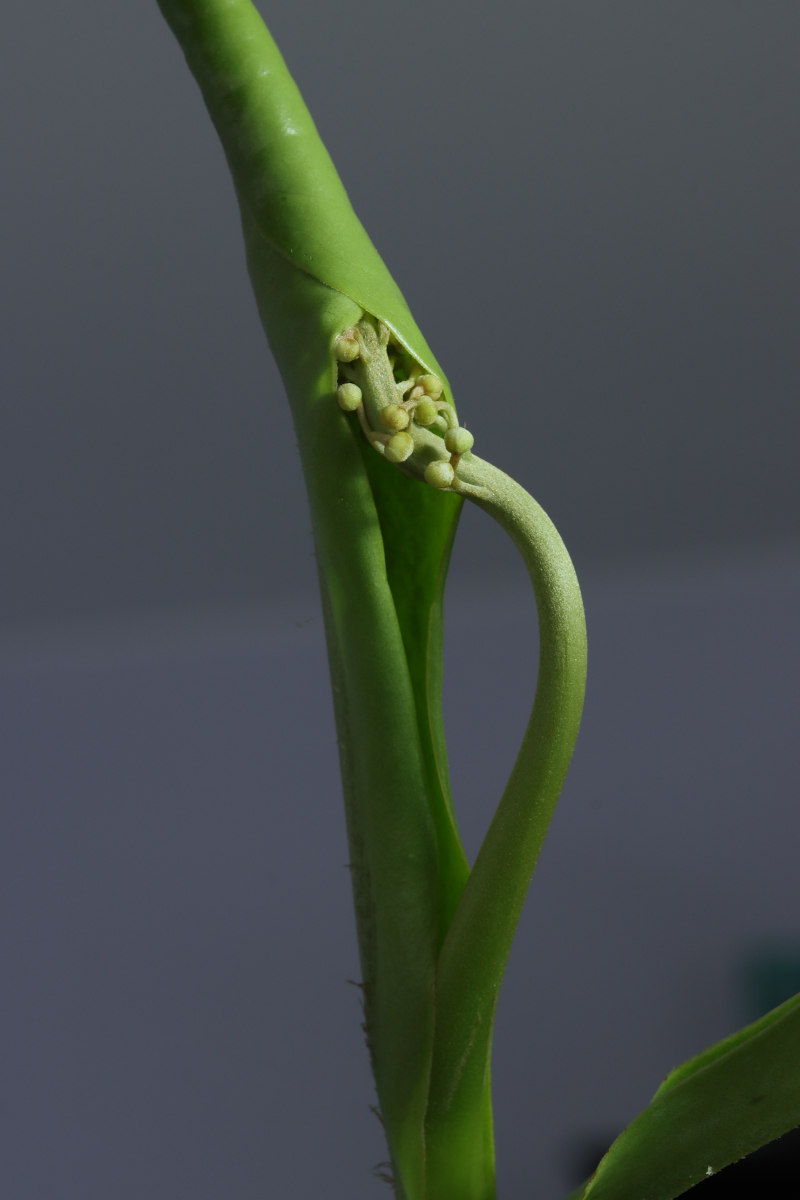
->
[157, 2, 587, 1197]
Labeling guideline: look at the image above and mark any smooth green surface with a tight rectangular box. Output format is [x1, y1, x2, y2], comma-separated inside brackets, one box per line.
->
[156, 3, 459, 1191]
[567, 992, 800, 1200]
[654, 989, 800, 1100]
[157, 0, 469, 957]
[361, 449, 470, 946]
[158, 0, 450, 391]
[156, 4, 473, 1193]
[243, 227, 437, 1199]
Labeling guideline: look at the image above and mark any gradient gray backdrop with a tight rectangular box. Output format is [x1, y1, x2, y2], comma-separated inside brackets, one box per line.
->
[2, 0, 799, 626]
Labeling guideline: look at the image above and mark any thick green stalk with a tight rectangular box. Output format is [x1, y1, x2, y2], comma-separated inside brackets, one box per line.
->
[157, 2, 588, 1195]
[241, 227, 437, 1198]
[424, 457, 587, 1199]
[156, 3, 465, 1192]
[155, 0, 472, 953]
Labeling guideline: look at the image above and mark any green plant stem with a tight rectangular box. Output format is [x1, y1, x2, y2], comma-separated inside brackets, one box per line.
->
[338, 318, 589, 1197]
[156, 2, 589, 1195]
[420, 457, 588, 1199]
[240, 220, 438, 1200]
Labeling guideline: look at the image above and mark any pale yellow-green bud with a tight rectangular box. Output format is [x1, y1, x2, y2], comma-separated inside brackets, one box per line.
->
[425, 460, 455, 489]
[385, 432, 415, 463]
[414, 398, 439, 426]
[444, 427, 474, 455]
[336, 383, 363, 412]
[419, 374, 443, 399]
[333, 328, 360, 362]
[379, 404, 410, 432]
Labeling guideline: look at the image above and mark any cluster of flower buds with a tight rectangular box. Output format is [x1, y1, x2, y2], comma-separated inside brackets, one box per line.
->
[334, 326, 475, 490]
[424, 424, 475, 489]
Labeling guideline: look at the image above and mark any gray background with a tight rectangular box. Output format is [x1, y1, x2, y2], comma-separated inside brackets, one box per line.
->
[1, 0, 799, 626]
[2, 2, 799, 1197]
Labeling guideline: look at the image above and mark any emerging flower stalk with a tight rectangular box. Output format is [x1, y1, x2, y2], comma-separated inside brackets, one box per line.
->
[335, 319, 482, 495]
[156, 1, 800, 1197]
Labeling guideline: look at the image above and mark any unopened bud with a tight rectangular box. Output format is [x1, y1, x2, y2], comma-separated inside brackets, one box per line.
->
[333, 328, 360, 362]
[419, 374, 443, 399]
[337, 383, 363, 412]
[444, 427, 474, 455]
[424, 460, 455, 489]
[379, 404, 410, 432]
[414, 398, 439, 426]
[385, 432, 415, 463]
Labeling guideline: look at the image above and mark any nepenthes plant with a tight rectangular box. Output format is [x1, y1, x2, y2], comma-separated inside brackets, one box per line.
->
[156, 2, 800, 1197]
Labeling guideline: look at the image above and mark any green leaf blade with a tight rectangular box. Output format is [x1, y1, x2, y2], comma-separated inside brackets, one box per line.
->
[239, 220, 439, 1199]
[577, 993, 800, 1200]
[157, 0, 453, 396]
[160, 0, 471, 956]
[361, 449, 470, 945]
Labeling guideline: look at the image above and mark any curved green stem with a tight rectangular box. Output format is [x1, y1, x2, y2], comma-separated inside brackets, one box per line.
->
[335, 319, 588, 1195]
[423, 455, 587, 1198]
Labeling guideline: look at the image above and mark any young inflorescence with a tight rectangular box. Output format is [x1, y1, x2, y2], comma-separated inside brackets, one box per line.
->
[332, 320, 476, 493]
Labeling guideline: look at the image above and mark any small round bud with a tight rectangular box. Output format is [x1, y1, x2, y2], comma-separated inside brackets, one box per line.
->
[424, 460, 455, 489]
[333, 329, 360, 362]
[444, 426, 474, 455]
[385, 432, 415, 463]
[379, 404, 410, 432]
[414, 398, 439, 426]
[337, 383, 363, 412]
[419, 374, 443, 399]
